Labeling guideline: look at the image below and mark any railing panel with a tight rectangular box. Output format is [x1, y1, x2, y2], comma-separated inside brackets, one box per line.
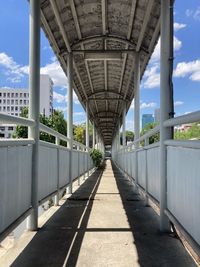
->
[72, 150, 79, 179]
[138, 150, 146, 188]
[167, 146, 200, 245]
[59, 148, 70, 187]
[147, 147, 160, 201]
[38, 144, 57, 200]
[129, 151, 135, 179]
[0, 145, 32, 234]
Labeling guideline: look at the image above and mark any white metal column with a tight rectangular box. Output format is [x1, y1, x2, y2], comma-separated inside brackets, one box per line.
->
[86, 102, 90, 177]
[134, 53, 140, 184]
[134, 53, 140, 144]
[67, 53, 73, 194]
[27, 0, 41, 231]
[122, 104, 126, 147]
[92, 123, 95, 149]
[160, 0, 174, 232]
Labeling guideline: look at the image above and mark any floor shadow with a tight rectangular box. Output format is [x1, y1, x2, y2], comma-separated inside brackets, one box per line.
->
[111, 161, 196, 267]
[11, 165, 104, 267]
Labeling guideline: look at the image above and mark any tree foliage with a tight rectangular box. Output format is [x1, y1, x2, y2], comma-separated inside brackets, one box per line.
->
[90, 149, 103, 167]
[13, 108, 67, 145]
[174, 123, 200, 140]
[140, 122, 159, 145]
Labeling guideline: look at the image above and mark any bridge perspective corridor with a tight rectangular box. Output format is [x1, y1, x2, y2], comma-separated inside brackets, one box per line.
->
[1, 0, 200, 265]
[0, 160, 196, 267]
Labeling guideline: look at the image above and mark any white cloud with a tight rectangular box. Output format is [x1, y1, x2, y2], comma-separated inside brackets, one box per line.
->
[186, 7, 200, 21]
[151, 36, 182, 63]
[174, 22, 186, 31]
[74, 112, 85, 116]
[55, 106, 67, 112]
[0, 52, 27, 83]
[140, 102, 157, 109]
[41, 61, 67, 88]
[53, 91, 66, 103]
[143, 64, 160, 89]
[131, 101, 157, 110]
[174, 59, 200, 81]
[174, 101, 184, 106]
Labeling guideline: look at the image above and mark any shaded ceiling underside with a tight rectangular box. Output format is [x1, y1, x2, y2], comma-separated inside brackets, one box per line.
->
[40, 0, 160, 145]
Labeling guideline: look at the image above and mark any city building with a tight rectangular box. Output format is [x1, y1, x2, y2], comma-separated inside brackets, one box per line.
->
[154, 108, 160, 123]
[0, 74, 53, 138]
[142, 114, 154, 129]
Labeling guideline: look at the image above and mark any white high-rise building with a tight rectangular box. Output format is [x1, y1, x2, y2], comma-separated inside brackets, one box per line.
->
[0, 74, 53, 138]
[154, 108, 160, 123]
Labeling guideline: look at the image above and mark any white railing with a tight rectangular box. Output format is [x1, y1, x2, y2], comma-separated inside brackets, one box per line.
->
[0, 113, 94, 242]
[112, 110, 200, 255]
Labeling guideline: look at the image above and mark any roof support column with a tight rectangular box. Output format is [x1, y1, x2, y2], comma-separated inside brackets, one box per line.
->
[134, 53, 140, 146]
[118, 123, 121, 150]
[67, 53, 73, 194]
[86, 102, 90, 177]
[159, 0, 174, 232]
[92, 123, 95, 149]
[134, 53, 140, 185]
[122, 104, 126, 147]
[27, 0, 41, 231]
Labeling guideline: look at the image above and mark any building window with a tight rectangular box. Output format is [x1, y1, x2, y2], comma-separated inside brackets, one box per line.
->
[0, 127, 5, 131]
[11, 93, 14, 97]
[3, 99, 6, 104]
[15, 100, 18, 105]
[7, 106, 10, 111]
[7, 93, 10, 97]
[20, 93, 22, 97]
[3, 93, 6, 97]
[0, 107, 1, 111]
[11, 100, 14, 104]
[7, 99, 10, 104]
[24, 100, 26, 104]
[20, 107, 23, 111]
[15, 106, 18, 111]
[0, 99, 1, 104]
[11, 113, 14, 115]
[8, 126, 13, 131]
[3, 107, 6, 111]
[20, 99, 22, 104]
[24, 93, 26, 98]
[15, 93, 18, 97]
[11, 106, 14, 111]
[15, 113, 18, 116]
[0, 93, 1, 97]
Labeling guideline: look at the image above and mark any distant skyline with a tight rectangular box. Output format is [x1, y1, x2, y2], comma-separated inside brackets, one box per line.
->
[0, 0, 199, 131]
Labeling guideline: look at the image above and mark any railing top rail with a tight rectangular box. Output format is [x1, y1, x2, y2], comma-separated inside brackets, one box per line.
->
[0, 138, 35, 147]
[0, 113, 35, 127]
[164, 110, 200, 127]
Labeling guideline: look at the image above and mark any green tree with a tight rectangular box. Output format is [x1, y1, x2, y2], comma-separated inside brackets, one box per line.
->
[74, 126, 84, 143]
[13, 108, 67, 145]
[174, 123, 200, 140]
[140, 122, 159, 145]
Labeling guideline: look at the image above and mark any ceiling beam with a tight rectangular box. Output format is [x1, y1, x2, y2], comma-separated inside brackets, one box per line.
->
[88, 90, 125, 99]
[136, 0, 154, 52]
[84, 52, 122, 61]
[69, 0, 98, 114]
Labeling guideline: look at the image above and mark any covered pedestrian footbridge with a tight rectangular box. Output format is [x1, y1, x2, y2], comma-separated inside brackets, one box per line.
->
[0, 0, 200, 266]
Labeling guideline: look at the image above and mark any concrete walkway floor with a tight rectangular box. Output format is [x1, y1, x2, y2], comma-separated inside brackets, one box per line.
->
[0, 160, 196, 267]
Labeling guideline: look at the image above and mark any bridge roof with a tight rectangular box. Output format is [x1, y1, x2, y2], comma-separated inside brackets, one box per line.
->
[40, 0, 160, 145]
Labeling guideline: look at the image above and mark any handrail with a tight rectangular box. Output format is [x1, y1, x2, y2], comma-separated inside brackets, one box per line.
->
[0, 113, 35, 127]
[0, 138, 35, 147]
[164, 110, 200, 127]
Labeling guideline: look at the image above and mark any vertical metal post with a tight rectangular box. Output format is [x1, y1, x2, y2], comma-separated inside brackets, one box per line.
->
[145, 137, 149, 206]
[118, 123, 121, 151]
[122, 104, 126, 147]
[77, 145, 80, 186]
[86, 102, 90, 178]
[160, 0, 174, 232]
[92, 123, 95, 149]
[67, 53, 73, 194]
[27, 0, 40, 231]
[54, 137, 60, 206]
[134, 53, 140, 185]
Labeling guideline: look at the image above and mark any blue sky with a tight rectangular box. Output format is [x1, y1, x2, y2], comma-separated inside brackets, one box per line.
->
[0, 0, 199, 130]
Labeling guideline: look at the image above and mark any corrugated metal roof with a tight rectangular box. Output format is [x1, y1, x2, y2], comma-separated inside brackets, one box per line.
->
[40, 0, 160, 144]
